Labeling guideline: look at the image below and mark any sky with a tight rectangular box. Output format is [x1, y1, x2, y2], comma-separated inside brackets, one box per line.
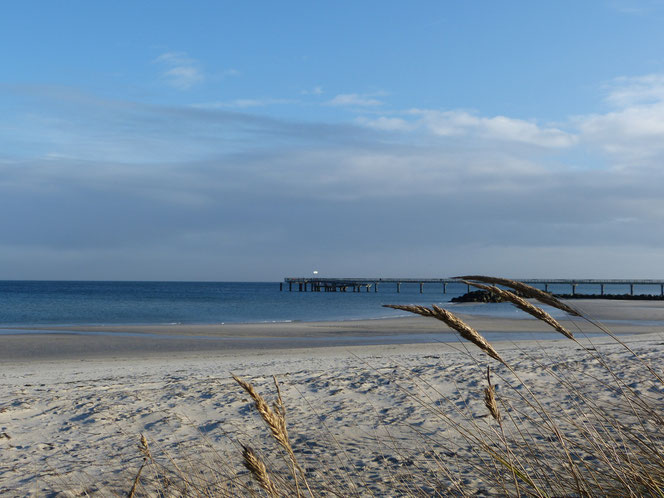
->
[2, 1, 664, 281]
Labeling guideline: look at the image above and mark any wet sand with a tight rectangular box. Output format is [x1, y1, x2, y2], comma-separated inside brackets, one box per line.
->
[0, 299, 662, 362]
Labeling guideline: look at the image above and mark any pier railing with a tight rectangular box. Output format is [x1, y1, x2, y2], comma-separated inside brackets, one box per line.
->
[281, 277, 664, 296]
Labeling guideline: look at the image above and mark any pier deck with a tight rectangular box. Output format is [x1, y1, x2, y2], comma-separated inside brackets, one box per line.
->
[281, 277, 664, 295]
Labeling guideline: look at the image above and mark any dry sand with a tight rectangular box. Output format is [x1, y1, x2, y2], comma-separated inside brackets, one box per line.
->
[1, 300, 663, 495]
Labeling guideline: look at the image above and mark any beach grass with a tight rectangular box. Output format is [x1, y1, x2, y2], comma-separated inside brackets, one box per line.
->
[116, 277, 664, 496]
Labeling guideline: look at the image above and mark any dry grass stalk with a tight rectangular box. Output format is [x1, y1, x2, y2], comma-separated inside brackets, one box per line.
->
[484, 367, 501, 423]
[128, 434, 152, 498]
[457, 275, 581, 317]
[464, 281, 575, 340]
[233, 375, 314, 497]
[233, 375, 296, 464]
[127, 461, 145, 498]
[242, 445, 280, 497]
[384, 304, 506, 365]
[139, 434, 151, 460]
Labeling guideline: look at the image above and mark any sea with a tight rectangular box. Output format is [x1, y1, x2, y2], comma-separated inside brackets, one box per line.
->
[0, 280, 659, 328]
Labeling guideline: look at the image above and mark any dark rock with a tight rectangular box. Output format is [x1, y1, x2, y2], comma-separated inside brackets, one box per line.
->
[450, 289, 526, 303]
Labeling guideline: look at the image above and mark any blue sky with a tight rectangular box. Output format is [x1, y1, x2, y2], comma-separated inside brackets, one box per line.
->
[2, 1, 664, 280]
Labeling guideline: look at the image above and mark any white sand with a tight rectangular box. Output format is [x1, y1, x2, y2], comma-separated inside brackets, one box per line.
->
[1, 300, 663, 495]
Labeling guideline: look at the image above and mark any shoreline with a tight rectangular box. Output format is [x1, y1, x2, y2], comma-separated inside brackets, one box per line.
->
[3, 297, 664, 331]
[1, 299, 663, 362]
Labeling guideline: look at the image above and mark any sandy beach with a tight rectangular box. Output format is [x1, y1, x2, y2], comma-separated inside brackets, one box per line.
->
[1, 299, 664, 495]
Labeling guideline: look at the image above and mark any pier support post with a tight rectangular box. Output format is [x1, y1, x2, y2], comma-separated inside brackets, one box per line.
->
[545, 283, 548, 292]
[280, 282, 283, 291]
[630, 284, 634, 296]
[374, 282, 378, 292]
[397, 282, 401, 293]
[601, 284, 604, 296]
[289, 282, 292, 292]
[299, 283, 303, 292]
[661, 284, 663, 296]
[443, 282, 447, 294]
[572, 284, 576, 295]
[419, 282, 423, 294]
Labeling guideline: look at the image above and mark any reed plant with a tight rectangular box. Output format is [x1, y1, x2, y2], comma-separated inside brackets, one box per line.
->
[125, 276, 664, 497]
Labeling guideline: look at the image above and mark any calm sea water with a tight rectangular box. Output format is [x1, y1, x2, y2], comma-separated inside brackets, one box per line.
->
[0, 280, 659, 327]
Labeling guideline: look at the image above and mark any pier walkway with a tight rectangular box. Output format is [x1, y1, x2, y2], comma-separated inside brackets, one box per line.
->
[281, 277, 664, 296]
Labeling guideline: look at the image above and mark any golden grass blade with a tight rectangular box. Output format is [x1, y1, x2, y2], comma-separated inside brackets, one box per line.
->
[273, 375, 286, 420]
[139, 434, 151, 460]
[233, 375, 315, 497]
[128, 434, 151, 498]
[464, 281, 575, 340]
[484, 367, 501, 422]
[457, 275, 581, 317]
[242, 445, 280, 497]
[383, 304, 506, 365]
[382, 304, 436, 318]
[232, 375, 295, 462]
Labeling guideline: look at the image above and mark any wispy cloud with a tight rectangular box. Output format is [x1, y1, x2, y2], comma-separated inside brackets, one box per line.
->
[154, 51, 204, 90]
[356, 116, 412, 132]
[326, 93, 384, 107]
[576, 73, 664, 166]
[358, 109, 576, 148]
[193, 98, 294, 109]
[301, 86, 323, 95]
[603, 74, 664, 107]
[609, 0, 664, 15]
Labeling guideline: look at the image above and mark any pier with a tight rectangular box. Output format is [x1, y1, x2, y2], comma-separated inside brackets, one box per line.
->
[281, 278, 664, 296]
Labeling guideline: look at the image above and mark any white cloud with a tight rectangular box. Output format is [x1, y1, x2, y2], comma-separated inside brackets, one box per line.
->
[154, 51, 204, 90]
[7, 83, 664, 278]
[359, 109, 576, 148]
[327, 93, 384, 107]
[575, 73, 664, 166]
[577, 103, 664, 164]
[604, 74, 664, 107]
[416, 109, 577, 147]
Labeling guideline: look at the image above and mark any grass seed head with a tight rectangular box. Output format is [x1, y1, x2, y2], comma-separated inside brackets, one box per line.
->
[457, 275, 581, 317]
[242, 445, 280, 497]
[464, 281, 575, 340]
[383, 304, 436, 318]
[233, 375, 296, 463]
[484, 367, 501, 422]
[384, 304, 506, 364]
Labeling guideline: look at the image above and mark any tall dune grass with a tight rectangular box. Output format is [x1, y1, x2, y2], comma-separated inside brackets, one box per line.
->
[126, 277, 664, 496]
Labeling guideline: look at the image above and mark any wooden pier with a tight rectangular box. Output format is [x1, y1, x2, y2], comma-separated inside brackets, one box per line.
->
[281, 277, 664, 296]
